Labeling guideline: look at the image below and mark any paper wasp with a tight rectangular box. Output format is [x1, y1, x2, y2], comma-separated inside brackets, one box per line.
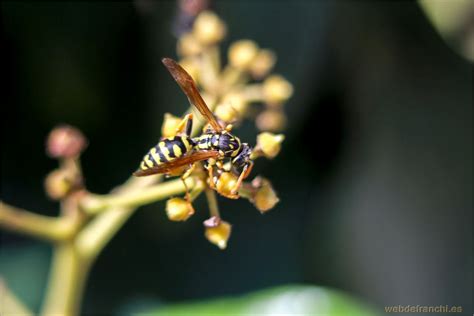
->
[134, 58, 253, 198]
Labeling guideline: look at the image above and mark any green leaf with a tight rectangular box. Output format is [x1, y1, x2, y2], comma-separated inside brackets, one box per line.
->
[146, 285, 378, 316]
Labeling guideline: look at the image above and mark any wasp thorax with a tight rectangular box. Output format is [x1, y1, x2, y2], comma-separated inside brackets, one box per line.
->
[217, 132, 241, 157]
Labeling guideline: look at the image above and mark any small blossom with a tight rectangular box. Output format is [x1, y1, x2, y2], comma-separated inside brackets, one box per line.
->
[215, 103, 239, 123]
[44, 169, 73, 200]
[179, 0, 209, 16]
[46, 125, 87, 159]
[256, 109, 287, 132]
[179, 58, 200, 82]
[250, 177, 279, 213]
[193, 11, 226, 45]
[161, 113, 183, 138]
[166, 197, 195, 221]
[228, 40, 259, 70]
[262, 75, 293, 104]
[214, 171, 239, 199]
[205, 220, 232, 249]
[249, 49, 276, 79]
[177, 33, 203, 57]
[256, 132, 285, 159]
[221, 91, 249, 114]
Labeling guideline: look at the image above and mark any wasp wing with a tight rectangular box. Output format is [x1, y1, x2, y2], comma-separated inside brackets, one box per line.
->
[162, 58, 223, 132]
[133, 150, 220, 177]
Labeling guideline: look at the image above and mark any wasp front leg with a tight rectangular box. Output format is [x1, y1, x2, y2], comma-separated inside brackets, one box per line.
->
[230, 161, 254, 196]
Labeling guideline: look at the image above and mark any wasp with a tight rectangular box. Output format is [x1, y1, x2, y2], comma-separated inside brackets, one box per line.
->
[134, 58, 253, 198]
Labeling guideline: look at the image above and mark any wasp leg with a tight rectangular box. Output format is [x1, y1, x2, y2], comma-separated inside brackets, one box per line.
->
[181, 163, 196, 201]
[230, 161, 254, 196]
[175, 113, 194, 137]
[205, 159, 217, 189]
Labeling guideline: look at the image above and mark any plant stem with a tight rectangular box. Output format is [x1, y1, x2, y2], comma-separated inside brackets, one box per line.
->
[80, 177, 196, 214]
[205, 187, 220, 218]
[41, 242, 91, 316]
[0, 278, 34, 316]
[0, 202, 76, 242]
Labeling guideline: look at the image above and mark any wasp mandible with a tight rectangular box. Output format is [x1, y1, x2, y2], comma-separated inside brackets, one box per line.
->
[134, 58, 253, 199]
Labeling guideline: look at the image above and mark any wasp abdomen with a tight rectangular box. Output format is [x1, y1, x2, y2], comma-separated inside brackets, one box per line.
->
[139, 136, 194, 171]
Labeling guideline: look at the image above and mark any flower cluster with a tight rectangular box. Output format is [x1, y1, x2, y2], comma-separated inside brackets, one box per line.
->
[162, 10, 292, 249]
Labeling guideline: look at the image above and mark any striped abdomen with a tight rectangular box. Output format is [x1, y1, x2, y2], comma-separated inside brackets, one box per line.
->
[139, 135, 194, 171]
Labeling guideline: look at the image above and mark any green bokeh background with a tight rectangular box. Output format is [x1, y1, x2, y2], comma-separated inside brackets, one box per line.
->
[1, 1, 472, 315]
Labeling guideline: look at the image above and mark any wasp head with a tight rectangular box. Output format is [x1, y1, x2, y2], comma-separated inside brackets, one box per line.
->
[231, 143, 252, 170]
[217, 131, 242, 157]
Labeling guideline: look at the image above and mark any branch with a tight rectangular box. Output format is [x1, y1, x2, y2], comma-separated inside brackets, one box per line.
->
[0, 278, 33, 316]
[76, 176, 196, 261]
[0, 202, 77, 242]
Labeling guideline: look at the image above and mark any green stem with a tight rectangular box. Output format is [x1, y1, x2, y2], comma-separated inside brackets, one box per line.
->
[0, 278, 34, 316]
[80, 177, 196, 215]
[41, 242, 91, 316]
[205, 187, 220, 218]
[0, 202, 76, 242]
[76, 176, 195, 261]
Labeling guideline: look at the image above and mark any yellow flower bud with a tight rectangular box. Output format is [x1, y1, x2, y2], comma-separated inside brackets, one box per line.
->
[179, 58, 200, 83]
[215, 171, 239, 199]
[215, 103, 238, 123]
[44, 169, 72, 200]
[228, 40, 259, 70]
[193, 11, 226, 45]
[262, 75, 293, 104]
[256, 109, 287, 132]
[177, 32, 203, 57]
[165, 197, 195, 221]
[205, 220, 232, 249]
[161, 113, 182, 138]
[251, 177, 279, 213]
[250, 49, 276, 79]
[221, 91, 248, 114]
[256, 132, 285, 159]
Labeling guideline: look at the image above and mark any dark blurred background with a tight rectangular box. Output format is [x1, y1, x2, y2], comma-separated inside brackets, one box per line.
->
[1, 1, 472, 315]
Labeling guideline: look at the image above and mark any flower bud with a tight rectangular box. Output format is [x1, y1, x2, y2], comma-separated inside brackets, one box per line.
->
[256, 132, 285, 159]
[250, 49, 276, 79]
[179, 58, 200, 82]
[251, 177, 279, 213]
[44, 169, 73, 200]
[262, 75, 293, 104]
[179, 0, 209, 16]
[205, 220, 232, 249]
[256, 109, 287, 132]
[193, 11, 226, 45]
[161, 113, 182, 138]
[228, 40, 259, 70]
[215, 103, 238, 123]
[215, 171, 239, 199]
[222, 91, 248, 114]
[46, 125, 87, 159]
[165, 197, 195, 221]
[177, 32, 203, 57]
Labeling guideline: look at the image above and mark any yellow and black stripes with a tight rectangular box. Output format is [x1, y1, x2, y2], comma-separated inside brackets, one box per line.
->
[195, 132, 241, 157]
[195, 133, 217, 151]
[139, 136, 194, 171]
